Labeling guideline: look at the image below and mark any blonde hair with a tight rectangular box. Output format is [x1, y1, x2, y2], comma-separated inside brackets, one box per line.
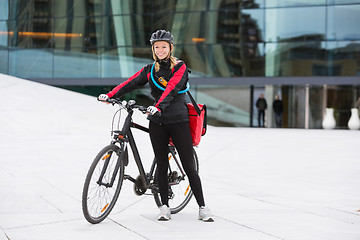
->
[152, 44, 178, 71]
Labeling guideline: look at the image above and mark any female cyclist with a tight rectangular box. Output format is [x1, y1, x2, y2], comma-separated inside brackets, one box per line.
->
[98, 30, 213, 222]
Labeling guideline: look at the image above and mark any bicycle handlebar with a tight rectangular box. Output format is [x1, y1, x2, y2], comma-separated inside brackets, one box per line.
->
[97, 98, 159, 116]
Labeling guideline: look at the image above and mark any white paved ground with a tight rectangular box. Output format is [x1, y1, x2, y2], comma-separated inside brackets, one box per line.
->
[1, 73, 359, 240]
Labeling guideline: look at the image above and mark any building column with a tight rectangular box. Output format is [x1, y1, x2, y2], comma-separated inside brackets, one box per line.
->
[305, 84, 310, 129]
[265, 85, 275, 128]
[109, 0, 132, 77]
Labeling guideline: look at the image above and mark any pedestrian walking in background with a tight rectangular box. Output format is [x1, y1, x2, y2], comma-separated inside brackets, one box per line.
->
[256, 93, 267, 127]
[273, 95, 283, 128]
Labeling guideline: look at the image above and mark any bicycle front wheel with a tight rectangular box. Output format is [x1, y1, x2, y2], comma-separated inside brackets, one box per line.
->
[82, 144, 125, 224]
[153, 147, 199, 214]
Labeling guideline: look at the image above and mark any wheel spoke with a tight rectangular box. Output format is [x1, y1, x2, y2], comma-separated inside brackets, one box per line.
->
[82, 145, 125, 224]
[153, 147, 198, 214]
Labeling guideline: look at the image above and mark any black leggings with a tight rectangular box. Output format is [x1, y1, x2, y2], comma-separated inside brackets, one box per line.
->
[149, 121, 205, 207]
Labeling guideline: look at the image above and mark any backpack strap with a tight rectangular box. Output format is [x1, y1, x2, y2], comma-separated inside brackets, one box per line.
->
[187, 91, 201, 116]
[150, 63, 190, 94]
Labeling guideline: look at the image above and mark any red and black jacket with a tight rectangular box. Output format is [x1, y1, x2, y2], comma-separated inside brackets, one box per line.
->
[106, 60, 189, 125]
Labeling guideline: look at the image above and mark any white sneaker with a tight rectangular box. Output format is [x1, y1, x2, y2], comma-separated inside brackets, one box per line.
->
[199, 206, 214, 222]
[158, 205, 171, 221]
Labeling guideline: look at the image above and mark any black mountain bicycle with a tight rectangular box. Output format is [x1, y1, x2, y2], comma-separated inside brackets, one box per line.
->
[82, 99, 199, 224]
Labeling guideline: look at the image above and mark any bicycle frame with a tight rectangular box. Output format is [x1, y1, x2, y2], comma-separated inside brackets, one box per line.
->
[97, 102, 179, 194]
[82, 99, 198, 223]
[119, 108, 154, 191]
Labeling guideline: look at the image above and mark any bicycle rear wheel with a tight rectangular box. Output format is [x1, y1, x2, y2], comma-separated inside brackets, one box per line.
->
[82, 144, 125, 224]
[153, 147, 199, 214]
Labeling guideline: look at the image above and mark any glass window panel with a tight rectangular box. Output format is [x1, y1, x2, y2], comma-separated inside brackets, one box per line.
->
[147, 0, 206, 13]
[8, 0, 51, 20]
[8, 1, 33, 20]
[327, 41, 360, 76]
[0, 1, 9, 20]
[101, 46, 152, 78]
[0, 49, 8, 74]
[156, 12, 203, 44]
[170, 0, 207, 11]
[109, 0, 207, 15]
[211, 11, 240, 44]
[206, 44, 231, 77]
[160, 11, 262, 46]
[9, 49, 53, 78]
[266, 0, 326, 7]
[109, 0, 153, 14]
[265, 41, 327, 77]
[0, 21, 8, 47]
[215, 10, 264, 44]
[176, 43, 265, 78]
[241, 9, 264, 42]
[176, 44, 206, 77]
[206, 43, 265, 77]
[209, 0, 264, 10]
[328, 0, 360, 4]
[327, 5, 360, 41]
[54, 0, 108, 17]
[8, 19, 53, 49]
[54, 17, 102, 49]
[265, 7, 326, 42]
[108, 15, 150, 47]
[53, 48, 101, 78]
[153, 12, 176, 38]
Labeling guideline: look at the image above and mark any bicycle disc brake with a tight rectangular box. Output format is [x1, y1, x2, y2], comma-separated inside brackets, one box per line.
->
[134, 175, 147, 196]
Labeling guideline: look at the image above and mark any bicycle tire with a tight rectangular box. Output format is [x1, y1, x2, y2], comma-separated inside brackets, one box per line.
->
[153, 147, 199, 214]
[82, 144, 125, 224]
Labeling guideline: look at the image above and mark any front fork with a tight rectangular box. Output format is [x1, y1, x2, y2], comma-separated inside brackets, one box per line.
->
[97, 142, 128, 188]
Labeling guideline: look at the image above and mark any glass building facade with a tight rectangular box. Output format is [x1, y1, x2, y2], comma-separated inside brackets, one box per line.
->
[1, 0, 360, 128]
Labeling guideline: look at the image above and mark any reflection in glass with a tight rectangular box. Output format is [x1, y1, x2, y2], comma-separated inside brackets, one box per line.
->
[9, 0, 37, 20]
[265, 7, 326, 42]
[265, 41, 327, 77]
[54, 0, 108, 17]
[110, 15, 149, 47]
[166, 12, 204, 45]
[327, 5, 360, 41]
[0, 21, 8, 47]
[177, 44, 206, 77]
[207, 43, 264, 77]
[0, 1, 9, 20]
[9, 49, 53, 78]
[327, 41, 360, 76]
[109, 0, 152, 14]
[328, 0, 360, 4]
[241, 9, 264, 42]
[54, 17, 83, 50]
[54, 48, 100, 78]
[8, 19, 53, 49]
[215, 9, 263, 44]
[153, 0, 207, 13]
[1, 0, 360, 81]
[210, 0, 264, 10]
[0, 49, 8, 74]
[266, 0, 325, 7]
[101, 47, 152, 78]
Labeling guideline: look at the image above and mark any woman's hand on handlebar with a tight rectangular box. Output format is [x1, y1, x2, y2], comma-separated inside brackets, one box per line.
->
[147, 106, 161, 116]
[98, 94, 109, 103]
[96, 97, 160, 116]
